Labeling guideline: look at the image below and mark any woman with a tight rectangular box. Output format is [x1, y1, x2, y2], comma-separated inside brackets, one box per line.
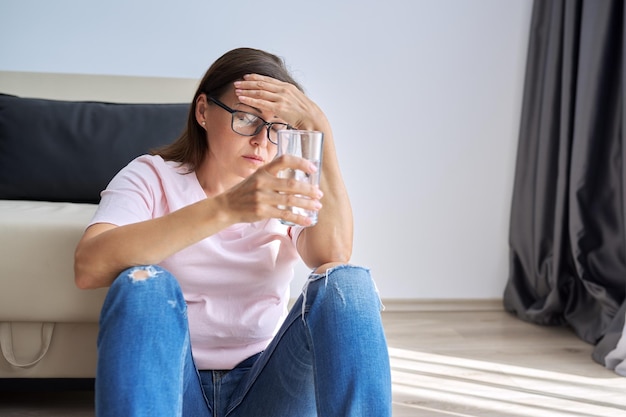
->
[74, 47, 391, 417]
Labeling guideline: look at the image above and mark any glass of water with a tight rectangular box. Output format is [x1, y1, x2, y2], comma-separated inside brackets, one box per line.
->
[276, 130, 324, 226]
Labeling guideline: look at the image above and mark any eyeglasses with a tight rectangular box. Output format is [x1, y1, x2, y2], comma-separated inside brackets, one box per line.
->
[206, 95, 293, 145]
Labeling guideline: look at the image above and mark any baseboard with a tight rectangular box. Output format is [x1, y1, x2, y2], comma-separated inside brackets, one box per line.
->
[380, 298, 503, 312]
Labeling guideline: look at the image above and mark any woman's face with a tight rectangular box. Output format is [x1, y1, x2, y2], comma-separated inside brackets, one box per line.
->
[198, 87, 281, 186]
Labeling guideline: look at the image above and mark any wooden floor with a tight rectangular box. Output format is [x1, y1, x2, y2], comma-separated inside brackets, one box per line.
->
[1, 305, 625, 416]
[384, 307, 626, 417]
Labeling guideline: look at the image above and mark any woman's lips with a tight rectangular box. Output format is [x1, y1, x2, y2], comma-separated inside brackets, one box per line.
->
[242, 154, 264, 164]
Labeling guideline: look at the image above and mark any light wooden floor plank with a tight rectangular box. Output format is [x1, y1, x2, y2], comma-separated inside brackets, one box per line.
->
[384, 310, 626, 417]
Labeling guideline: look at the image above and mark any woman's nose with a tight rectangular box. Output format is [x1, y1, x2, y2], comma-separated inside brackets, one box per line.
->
[250, 125, 271, 146]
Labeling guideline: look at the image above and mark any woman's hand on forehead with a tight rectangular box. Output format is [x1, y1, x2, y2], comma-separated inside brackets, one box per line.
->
[234, 74, 320, 131]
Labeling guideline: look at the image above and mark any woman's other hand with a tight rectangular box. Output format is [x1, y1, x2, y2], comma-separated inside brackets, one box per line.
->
[234, 74, 326, 132]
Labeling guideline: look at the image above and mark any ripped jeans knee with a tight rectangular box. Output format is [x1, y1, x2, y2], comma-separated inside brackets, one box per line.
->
[103, 265, 186, 319]
[126, 265, 165, 282]
[312, 261, 345, 275]
[300, 264, 384, 320]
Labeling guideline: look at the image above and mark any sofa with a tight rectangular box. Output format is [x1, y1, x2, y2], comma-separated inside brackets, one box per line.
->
[0, 89, 190, 382]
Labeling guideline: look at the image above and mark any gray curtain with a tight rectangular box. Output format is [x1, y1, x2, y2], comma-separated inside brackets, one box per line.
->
[504, 0, 626, 374]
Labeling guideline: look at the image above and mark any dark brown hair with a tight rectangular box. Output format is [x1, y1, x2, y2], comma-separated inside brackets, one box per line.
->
[152, 47, 303, 171]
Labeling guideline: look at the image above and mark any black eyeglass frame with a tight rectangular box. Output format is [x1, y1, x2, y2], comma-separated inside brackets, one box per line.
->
[206, 94, 293, 145]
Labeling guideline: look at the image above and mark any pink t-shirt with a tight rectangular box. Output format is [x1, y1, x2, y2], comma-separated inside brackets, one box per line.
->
[89, 155, 303, 370]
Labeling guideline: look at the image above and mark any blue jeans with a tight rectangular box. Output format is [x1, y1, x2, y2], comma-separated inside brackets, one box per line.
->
[95, 264, 392, 416]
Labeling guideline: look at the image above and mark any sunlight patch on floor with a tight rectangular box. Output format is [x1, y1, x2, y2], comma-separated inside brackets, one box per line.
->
[389, 347, 626, 417]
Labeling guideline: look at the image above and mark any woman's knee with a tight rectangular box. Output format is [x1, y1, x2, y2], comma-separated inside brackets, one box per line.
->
[306, 264, 382, 311]
[106, 265, 183, 310]
[98, 265, 188, 349]
[312, 264, 375, 286]
[112, 265, 175, 287]
[123, 265, 171, 282]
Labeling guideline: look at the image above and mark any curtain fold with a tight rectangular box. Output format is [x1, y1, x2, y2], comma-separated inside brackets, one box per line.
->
[504, 0, 626, 375]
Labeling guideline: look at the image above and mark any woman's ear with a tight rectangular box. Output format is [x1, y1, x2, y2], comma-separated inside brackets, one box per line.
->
[195, 94, 208, 128]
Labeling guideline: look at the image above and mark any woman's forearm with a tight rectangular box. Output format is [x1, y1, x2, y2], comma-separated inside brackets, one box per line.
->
[74, 197, 232, 289]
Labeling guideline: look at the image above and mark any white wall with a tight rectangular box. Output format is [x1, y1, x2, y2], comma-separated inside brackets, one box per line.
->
[0, 0, 533, 299]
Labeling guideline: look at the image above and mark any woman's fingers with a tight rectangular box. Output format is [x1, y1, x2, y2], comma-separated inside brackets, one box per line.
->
[238, 73, 287, 92]
[223, 155, 322, 225]
[263, 154, 317, 178]
[264, 156, 322, 197]
[234, 75, 287, 102]
[277, 208, 316, 227]
[234, 74, 313, 129]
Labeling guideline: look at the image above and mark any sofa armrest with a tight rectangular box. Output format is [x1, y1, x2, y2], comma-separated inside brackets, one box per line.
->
[0, 200, 107, 322]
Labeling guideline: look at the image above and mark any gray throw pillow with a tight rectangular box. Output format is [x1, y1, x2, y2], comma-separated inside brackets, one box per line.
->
[0, 94, 188, 203]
